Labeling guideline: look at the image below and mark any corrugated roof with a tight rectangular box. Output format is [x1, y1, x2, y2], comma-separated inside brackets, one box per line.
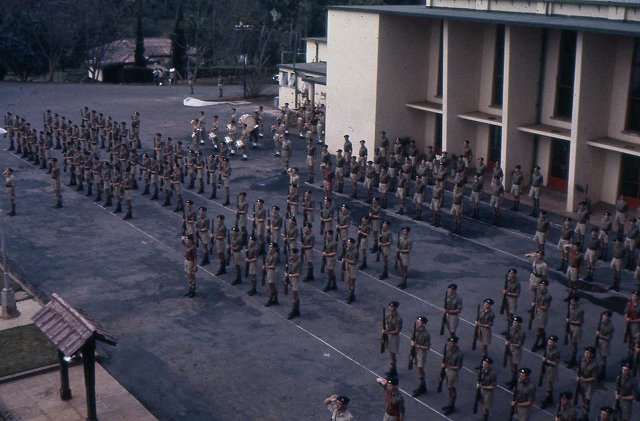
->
[32, 293, 117, 357]
[98, 37, 173, 66]
[329, 5, 640, 37]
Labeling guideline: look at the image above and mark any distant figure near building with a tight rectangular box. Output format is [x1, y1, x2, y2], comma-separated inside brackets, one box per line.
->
[218, 76, 224, 98]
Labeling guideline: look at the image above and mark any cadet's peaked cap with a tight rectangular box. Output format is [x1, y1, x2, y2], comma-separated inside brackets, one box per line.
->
[336, 395, 350, 405]
[388, 301, 399, 308]
[484, 298, 494, 305]
[482, 356, 493, 364]
[560, 391, 573, 399]
[417, 316, 427, 323]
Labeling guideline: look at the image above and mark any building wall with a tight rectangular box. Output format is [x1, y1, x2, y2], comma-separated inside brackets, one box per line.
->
[305, 40, 328, 63]
[326, 11, 381, 153]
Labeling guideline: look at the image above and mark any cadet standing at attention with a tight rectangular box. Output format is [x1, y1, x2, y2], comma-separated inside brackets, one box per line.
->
[230, 226, 244, 285]
[301, 223, 315, 282]
[503, 268, 521, 329]
[214, 215, 228, 275]
[286, 248, 301, 319]
[476, 298, 495, 356]
[376, 376, 405, 421]
[50, 158, 62, 208]
[441, 336, 463, 415]
[565, 295, 584, 369]
[383, 301, 403, 377]
[322, 229, 338, 292]
[357, 216, 370, 270]
[595, 310, 614, 382]
[245, 236, 258, 296]
[396, 226, 412, 290]
[477, 355, 497, 421]
[264, 242, 280, 307]
[511, 368, 536, 421]
[197, 207, 210, 265]
[540, 335, 561, 409]
[575, 347, 599, 420]
[555, 391, 577, 421]
[614, 362, 638, 421]
[181, 234, 197, 298]
[531, 279, 552, 352]
[443, 283, 463, 337]
[410, 316, 430, 398]
[344, 238, 358, 304]
[4, 168, 16, 216]
[506, 316, 526, 389]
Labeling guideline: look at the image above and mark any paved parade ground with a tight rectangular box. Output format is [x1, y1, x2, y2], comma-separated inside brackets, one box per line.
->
[1, 82, 638, 420]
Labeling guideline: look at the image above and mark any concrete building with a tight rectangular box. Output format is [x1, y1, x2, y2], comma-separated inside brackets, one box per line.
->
[326, 0, 640, 211]
[278, 37, 327, 109]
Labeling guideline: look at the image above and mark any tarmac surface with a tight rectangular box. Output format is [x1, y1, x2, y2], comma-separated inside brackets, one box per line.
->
[0, 81, 637, 420]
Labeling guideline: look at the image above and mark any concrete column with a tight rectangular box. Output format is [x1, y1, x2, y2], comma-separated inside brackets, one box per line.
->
[443, 20, 483, 155]
[570, 32, 615, 211]
[502, 26, 543, 186]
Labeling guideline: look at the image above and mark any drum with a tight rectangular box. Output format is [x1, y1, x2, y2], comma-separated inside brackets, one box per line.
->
[235, 139, 245, 149]
[224, 136, 234, 145]
[209, 132, 218, 140]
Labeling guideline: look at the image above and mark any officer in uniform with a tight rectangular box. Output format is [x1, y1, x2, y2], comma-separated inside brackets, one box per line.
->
[302, 190, 314, 227]
[395, 226, 411, 289]
[305, 139, 316, 184]
[323, 395, 353, 421]
[490, 178, 505, 225]
[575, 199, 591, 246]
[431, 179, 444, 227]
[609, 237, 625, 291]
[556, 391, 577, 421]
[50, 158, 62, 208]
[564, 241, 583, 294]
[214, 215, 228, 275]
[322, 229, 338, 292]
[624, 218, 638, 269]
[410, 316, 430, 397]
[4, 168, 16, 216]
[369, 197, 382, 253]
[584, 228, 601, 281]
[301, 223, 315, 282]
[286, 248, 301, 319]
[383, 301, 403, 377]
[349, 156, 361, 199]
[230, 226, 244, 285]
[506, 316, 526, 389]
[477, 355, 497, 421]
[413, 176, 426, 221]
[626, 291, 640, 363]
[469, 173, 483, 219]
[264, 242, 280, 306]
[541, 335, 561, 408]
[376, 376, 404, 421]
[378, 164, 390, 209]
[441, 336, 463, 415]
[379, 221, 392, 280]
[599, 406, 614, 421]
[531, 279, 552, 352]
[503, 268, 521, 328]
[343, 238, 358, 304]
[320, 197, 334, 236]
[357, 216, 371, 270]
[528, 166, 544, 216]
[269, 206, 283, 250]
[337, 204, 350, 259]
[220, 157, 232, 206]
[476, 298, 495, 356]
[600, 211, 612, 260]
[512, 367, 536, 421]
[197, 207, 210, 265]
[557, 217, 574, 271]
[184, 200, 197, 237]
[576, 347, 599, 420]
[595, 310, 614, 382]
[565, 294, 584, 369]
[534, 210, 550, 255]
[254, 199, 267, 254]
[181, 234, 197, 298]
[284, 215, 298, 254]
[615, 362, 638, 421]
[335, 149, 345, 193]
[365, 161, 376, 203]
[450, 183, 464, 233]
[236, 192, 248, 244]
[510, 165, 524, 211]
[245, 236, 258, 296]
[443, 283, 463, 336]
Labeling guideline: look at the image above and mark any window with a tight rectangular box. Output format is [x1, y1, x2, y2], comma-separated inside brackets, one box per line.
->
[550, 139, 570, 180]
[491, 25, 505, 107]
[281, 72, 288, 86]
[621, 154, 640, 199]
[434, 114, 443, 153]
[436, 22, 444, 98]
[555, 30, 577, 119]
[627, 38, 640, 133]
[489, 126, 502, 164]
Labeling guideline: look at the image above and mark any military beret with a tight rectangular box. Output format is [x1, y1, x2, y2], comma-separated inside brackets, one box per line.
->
[257, 198, 264, 203]
[341, 204, 348, 209]
[569, 294, 579, 301]
[273, 206, 280, 211]
[534, 165, 540, 170]
[633, 291, 640, 296]
[289, 215, 296, 221]
[51, 157, 58, 162]
[290, 248, 298, 254]
[367, 160, 373, 164]
[336, 395, 350, 405]
[417, 316, 427, 323]
[324, 197, 332, 202]
[584, 346, 596, 354]
[427, 145, 433, 149]
[602, 310, 612, 317]
[186, 200, 194, 205]
[448, 283, 458, 290]
[337, 149, 342, 153]
[198, 207, 206, 212]
[633, 218, 637, 223]
[343, 134, 349, 138]
[231, 226, 238, 232]
[539, 210, 546, 215]
[548, 335, 559, 342]
[360, 140, 365, 143]
[484, 298, 494, 305]
[454, 183, 462, 188]
[386, 376, 399, 386]
[305, 223, 312, 229]
[591, 227, 599, 233]
[600, 406, 614, 414]
[239, 192, 246, 196]
[513, 316, 523, 323]
[447, 336, 459, 343]
[388, 301, 400, 308]
[540, 279, 549, 286]
[217, 215, 225, 220]
[515, 165, 521, 169]
[508, 268, 518, 274]
[482, 356, 493, 364]
[560, 391, 573, 400]
[622, 361, 632, 368]
[223, 157, 229, 162]
[5, 168, 13, 173]
[519, 368, 532, 375]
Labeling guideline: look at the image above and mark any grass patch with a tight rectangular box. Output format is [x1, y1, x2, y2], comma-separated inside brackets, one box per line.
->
[0, 324, 58, 378]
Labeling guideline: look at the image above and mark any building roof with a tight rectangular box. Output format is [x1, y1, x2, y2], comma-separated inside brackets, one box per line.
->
[329, 5, 640, 37]
[302, 37, 328, 43]
[98, 37, 174, 67]
[278, 61, 327, 76]
[33, 293, 117, 357]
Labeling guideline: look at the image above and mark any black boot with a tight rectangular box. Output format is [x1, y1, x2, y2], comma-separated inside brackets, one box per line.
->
[215, 255, 227, 275]
[358, 256, 367, 270]
[114, 202, 122, 213]
[8, 204, 16, 216]
[197, 184, 204, 194]
[54, 199, 62, 209]
[323, 277, 332, 292]
[209, 188, 217, 199]
[303, 267, 314, 282]
[385, 364, 397, 377]
[379, 265, 389, 280]
[104, 196, 112, 207]
[287, 302, 301, 319]
[183, 286, 195, 297]
[412, 380, 427, 397]
[223, 196, 230, 206]
[201, 254, 210, 266]
[151, 190, 158, 200]
[347, 290, 355, 304]
[541, 391, 553, 409]
[123, 209, 132, 220]
[443, 396, 456, 415]
[142, 185, 149, 195]
[188, 179, 195, 189]
[506, 366, 518, 389]
[95, 191, 102, 202]
[397, 276, 407, 290]
[330, 272, 337, 290]
[557, 258, 566, 271]
[232, 266, 242, 285]
[247, 281, 257, 296]
[163, 196, 171, 207]
[85, 185, 93, 197]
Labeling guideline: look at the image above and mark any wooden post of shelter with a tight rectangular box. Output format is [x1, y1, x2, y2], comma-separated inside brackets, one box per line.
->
[32, 293, 117, 421]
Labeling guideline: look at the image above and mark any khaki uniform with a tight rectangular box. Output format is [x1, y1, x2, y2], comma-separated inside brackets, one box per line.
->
[445, 293, 463, 334]
[514, 379, 536, 421]
[385, 313, 403, 354]
[534, 290, 552, 329]
[478, 307, 495, 346]
[444, 346, 463, 388]
[616, 373, 638, 421]
[578, 358, 599, 401]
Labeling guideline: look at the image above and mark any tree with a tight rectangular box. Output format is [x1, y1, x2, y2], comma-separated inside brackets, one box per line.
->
[0, 5, 47, 81]
[134, 14, 146, 67]
[171, 0, 187, 78]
